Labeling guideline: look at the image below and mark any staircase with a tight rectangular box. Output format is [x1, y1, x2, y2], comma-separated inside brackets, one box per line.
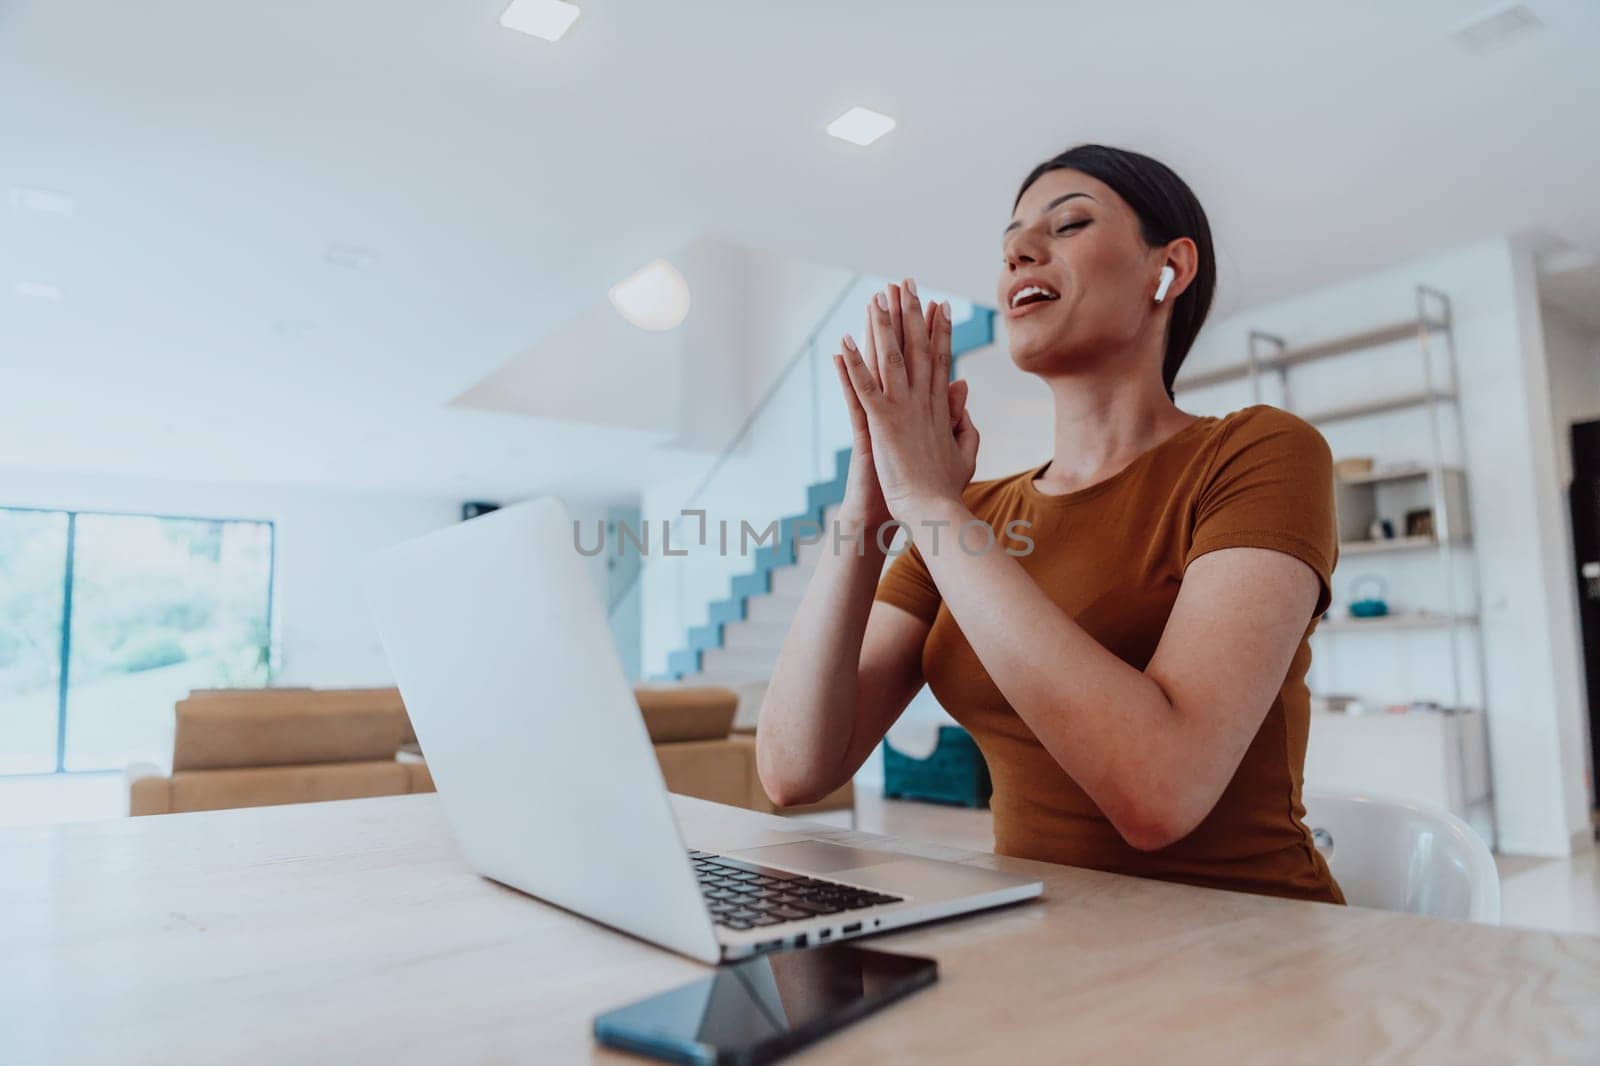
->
[658, 308, 996, 702]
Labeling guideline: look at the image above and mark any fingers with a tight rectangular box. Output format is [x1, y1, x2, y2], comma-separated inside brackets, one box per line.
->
[899, 279, 928, 394]
[838, 335, 881, 417]
[953, 400, 981, 467]
[886, 282, 905, 364]
[930, 299, 953, 389]
[947, 377, 969, 428]
[869, 289, 907, 398]
[832, 342, 870, 425]
[861, 311, 882, 391]
[843, 331, 879, 396]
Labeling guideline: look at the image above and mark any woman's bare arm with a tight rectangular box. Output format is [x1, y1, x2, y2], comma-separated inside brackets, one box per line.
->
[754, 529, 930, 806]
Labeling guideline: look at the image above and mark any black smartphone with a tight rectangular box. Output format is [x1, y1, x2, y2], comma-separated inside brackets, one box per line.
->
[593, 944, 937, 1065]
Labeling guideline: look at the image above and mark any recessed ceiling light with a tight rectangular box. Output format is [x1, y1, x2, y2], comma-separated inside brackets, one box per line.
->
[14, 281, 64, 303]
[1451, 3, 1543, 56]
[9, 186, 74, 217]
[827, 106, 896, 147]
[499, 0, 580, 42]
[609, 258, 691, 332]
[325, 244, 379, 270]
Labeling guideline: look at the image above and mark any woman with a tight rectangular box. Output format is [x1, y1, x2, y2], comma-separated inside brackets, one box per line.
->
[755, 144, 1343, 903]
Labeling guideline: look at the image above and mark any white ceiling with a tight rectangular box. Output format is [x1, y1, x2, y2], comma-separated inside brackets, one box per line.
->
[3, 0, 1598, 499]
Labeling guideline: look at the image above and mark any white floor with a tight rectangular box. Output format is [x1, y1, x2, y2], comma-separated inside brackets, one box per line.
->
[0, 772, 126, 827]
[1495, 846, 1600, 936]
[3, 772, 1596, 936]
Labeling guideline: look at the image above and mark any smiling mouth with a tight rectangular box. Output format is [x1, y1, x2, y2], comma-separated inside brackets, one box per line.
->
[1007, 284, 1060, 315]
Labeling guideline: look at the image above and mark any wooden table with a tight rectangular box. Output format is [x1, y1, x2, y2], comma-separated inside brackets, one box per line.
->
[3, 795, 1597, 1064]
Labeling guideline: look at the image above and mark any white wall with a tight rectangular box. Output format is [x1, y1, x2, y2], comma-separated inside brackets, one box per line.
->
[957, 340, 1053, 479]
[1539, 306, 1600, 486]
[960, 236, 1590, 856]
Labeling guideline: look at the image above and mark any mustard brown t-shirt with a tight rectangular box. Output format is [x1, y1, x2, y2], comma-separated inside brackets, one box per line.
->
[874, 404, 1344, 904]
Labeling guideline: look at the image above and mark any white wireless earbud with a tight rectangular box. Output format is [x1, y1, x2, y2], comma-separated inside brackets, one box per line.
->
[1154, 265, 1176, 304]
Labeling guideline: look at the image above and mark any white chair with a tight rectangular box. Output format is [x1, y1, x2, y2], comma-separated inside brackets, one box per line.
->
[1301, 789, 1501, 924]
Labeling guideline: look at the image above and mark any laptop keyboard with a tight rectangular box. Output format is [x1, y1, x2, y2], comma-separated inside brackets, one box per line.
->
[688, 850, 902, 931]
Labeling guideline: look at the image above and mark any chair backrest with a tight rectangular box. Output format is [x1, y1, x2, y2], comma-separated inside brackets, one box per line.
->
[171, 688, 411, 771]
[1302, 790, 1500, 924]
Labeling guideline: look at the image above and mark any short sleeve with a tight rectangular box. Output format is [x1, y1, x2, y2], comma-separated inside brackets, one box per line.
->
[874, 540, 941, 624]
[1185, 407, 1338, 617]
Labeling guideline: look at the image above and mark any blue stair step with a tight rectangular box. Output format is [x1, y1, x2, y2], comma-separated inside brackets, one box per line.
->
[731, 571, 770, 600]
[686, 625, 721, 652]
[707, 598, 744, 626]
[753, 541, 791, 571]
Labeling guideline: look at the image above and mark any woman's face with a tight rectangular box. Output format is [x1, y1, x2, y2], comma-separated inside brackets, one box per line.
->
[997, 168, 1166, 377]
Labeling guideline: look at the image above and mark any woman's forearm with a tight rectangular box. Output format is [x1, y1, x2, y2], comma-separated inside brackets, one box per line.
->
[755, 514, 890, 804]
[895, 497, 1195, 843]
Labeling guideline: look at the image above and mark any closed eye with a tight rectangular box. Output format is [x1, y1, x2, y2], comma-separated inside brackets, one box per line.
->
[1055, 220, 1090, 235]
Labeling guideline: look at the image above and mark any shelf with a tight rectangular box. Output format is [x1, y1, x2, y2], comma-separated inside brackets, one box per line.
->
[1310, 703, 1481, 717]
[1339, 534, 1449, 555]
[1337, 463, 1462, 486]
[1302, 390, 1457, 426]
[1315, 612, 1478, 633]
[1174, 317, 1449, 391]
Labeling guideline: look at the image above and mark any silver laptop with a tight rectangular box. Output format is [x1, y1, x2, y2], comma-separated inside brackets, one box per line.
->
[362, 497, 1041, 964]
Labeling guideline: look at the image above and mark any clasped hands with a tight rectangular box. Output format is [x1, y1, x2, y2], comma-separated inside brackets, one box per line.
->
[832, 279, 980, 535]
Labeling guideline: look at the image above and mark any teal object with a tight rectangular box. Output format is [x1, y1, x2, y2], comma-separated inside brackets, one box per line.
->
[882, 726, 992, 808]
[1349, 574, 1390, 619]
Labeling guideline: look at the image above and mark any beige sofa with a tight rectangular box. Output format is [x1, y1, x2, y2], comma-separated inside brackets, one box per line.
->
[127, 685, 850, 817]
[126, 687, 429, 815]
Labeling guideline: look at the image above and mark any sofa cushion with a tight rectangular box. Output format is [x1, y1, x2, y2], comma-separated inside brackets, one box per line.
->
[128, 773, 172, 816]
[172, 688, 410, 771]
[653, 738, 753, 808]
[167, 761, 415, 812]
[633, 685, 737, 743]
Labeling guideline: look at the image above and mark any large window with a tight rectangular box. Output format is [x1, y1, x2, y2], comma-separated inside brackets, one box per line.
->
[0, 507, 274, 774]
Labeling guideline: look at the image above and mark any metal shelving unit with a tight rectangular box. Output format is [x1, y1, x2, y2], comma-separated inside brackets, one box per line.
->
[1176, 285, 1493, 828]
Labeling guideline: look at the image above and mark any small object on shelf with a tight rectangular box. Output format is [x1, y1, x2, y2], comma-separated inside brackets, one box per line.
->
[1404, 507, 1435, 539]
[1333, 456, 1374, 479]
[1347, 575, 1390, 618]
[1318, 610, 1481, 632]
[881, 725, 991, 808]
[1366, 518, 1396, 541]
[1376, 701, 1447, 715]
[1313, 693, 1367, 715]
